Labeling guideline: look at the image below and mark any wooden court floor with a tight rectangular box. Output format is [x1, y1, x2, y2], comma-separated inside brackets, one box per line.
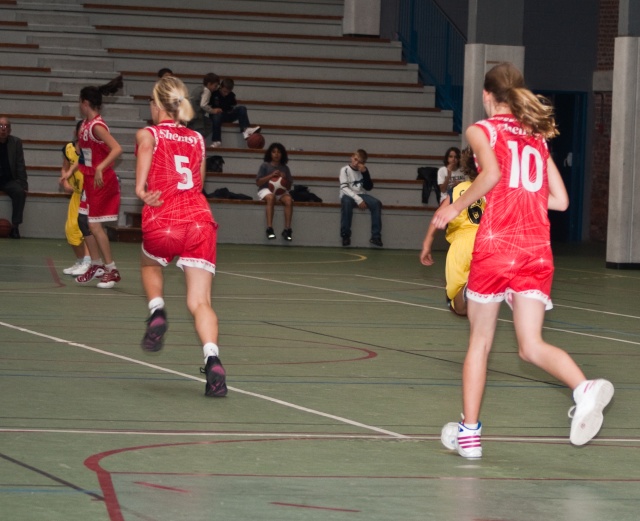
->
[1, 238, 638, 520]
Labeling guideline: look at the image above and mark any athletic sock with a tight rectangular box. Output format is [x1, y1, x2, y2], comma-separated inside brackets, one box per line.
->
[148, 297, 165, 315]
[105, 261, 116, 272]
[203, 342, 219, 363]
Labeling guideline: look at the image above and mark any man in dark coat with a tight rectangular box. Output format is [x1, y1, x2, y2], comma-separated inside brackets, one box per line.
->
[0, 116, 28, 238]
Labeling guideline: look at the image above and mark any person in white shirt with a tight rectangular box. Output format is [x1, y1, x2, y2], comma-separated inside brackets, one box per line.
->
[339, 149, 382, 247]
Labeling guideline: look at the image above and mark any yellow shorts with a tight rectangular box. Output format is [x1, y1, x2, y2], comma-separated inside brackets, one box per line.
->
[445, 232, 475, 305]
[65, 192, 84, 246]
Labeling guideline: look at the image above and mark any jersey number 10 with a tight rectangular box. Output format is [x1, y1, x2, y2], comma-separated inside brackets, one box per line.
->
[507, 141, 543, 192]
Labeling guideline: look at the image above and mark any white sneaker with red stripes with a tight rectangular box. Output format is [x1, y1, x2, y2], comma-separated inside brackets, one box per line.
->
[569, 379, 614, 446]
[441, 419, 482, 459]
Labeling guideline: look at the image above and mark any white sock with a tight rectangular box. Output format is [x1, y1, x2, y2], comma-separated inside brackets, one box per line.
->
[105, 261, 116, 271]
[148, 297, 165, 315]
[203, 342, 219, 363]
[463, 422, 479, 430]
[82, 255, 91, 264]
[92, 258, 103, 266]
[573, 379, 589, 402]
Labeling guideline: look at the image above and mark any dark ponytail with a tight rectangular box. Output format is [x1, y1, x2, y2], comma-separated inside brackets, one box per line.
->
[80, 75, 123, 110]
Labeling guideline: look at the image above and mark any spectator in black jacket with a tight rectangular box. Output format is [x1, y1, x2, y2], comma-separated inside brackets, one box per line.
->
[0, 116, 28, 238]
[207, 78, 260, 149]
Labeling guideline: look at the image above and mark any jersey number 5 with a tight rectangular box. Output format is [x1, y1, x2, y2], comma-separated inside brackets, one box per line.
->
[175, 155, 194, 190]
[507, 142, 543, 192]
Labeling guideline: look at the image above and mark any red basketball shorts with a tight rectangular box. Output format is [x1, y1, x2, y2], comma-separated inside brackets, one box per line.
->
[466, 248, 554, 310]
[83, 171, 120, 223]
[142, 220, 218, 274]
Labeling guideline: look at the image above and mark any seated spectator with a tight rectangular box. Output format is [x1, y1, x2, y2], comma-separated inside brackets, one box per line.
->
[339, 149, 382, 247]
[206, 78, 260, 149]
[186, 72, 219, 138]
[157, 68, 173, 78]
[0, 116, 28, 238]
[256, 143, 294, 241]
[437, 147, 465, 203]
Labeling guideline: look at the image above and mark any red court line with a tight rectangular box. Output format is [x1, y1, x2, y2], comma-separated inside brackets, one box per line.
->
[271, 501, 360, 512]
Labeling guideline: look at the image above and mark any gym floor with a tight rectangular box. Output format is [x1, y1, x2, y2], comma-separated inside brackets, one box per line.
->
[1, 238, 638, 521]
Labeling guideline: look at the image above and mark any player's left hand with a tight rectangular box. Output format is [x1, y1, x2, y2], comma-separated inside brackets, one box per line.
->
[142, 190, 163, 207]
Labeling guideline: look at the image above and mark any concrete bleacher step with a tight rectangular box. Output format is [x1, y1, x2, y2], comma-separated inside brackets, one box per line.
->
[109, 54, 420, 85]
[96, 30, 402, 62]
[16, 12, 91, 27]
[104, 200, 444, 250]
[1, 0, 460, 248]
[200, 149, 441, 179]
[85, 9, 343, 37]
[83, 0, 344, 18]
[27, 34, 105, 50]
[203, 172, 428, 207]
[123, 73, 436, 108]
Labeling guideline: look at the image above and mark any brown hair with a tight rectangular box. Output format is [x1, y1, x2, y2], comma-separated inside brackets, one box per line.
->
[460, 146, 478, 181]
[484, 62, 558, 139]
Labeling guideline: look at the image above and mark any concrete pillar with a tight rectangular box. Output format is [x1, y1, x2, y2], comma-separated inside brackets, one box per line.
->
[343, 0, 381, 36]
[461, 44, 525, 141]
[605, 36, 640, 268]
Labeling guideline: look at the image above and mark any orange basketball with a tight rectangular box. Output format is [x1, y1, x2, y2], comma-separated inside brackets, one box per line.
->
[0, 218, 12, 238]
[246, 132, 265, 149]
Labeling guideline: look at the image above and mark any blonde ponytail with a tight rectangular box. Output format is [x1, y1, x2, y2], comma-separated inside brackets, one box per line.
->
[152, 76, 194, 124]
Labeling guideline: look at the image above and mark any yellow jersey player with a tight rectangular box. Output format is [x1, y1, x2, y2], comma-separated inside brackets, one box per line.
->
[420, 147, 485, 316]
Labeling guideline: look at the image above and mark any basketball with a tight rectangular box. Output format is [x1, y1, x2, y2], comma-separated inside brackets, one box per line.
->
[0, 218, 12, 238]
[246, 132, 265, 149]
[268, 175, 288, 196]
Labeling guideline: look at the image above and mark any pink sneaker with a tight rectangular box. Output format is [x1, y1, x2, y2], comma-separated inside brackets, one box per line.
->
[76, 264, 105, 284]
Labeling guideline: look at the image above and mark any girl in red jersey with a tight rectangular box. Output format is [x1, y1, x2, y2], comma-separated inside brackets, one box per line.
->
[135, 75, 227, 398]
[431, 63, 613, 458]
[63, 76, 123, 289]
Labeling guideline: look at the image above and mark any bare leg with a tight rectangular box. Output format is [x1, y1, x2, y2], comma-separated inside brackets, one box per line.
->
[462, 300, 501, 424]
[264, 194, 275, 228]
[512, 294, 585, 389]
[88, 221, 113, 265]
[70, 243, 86, 260]
[281, 194, 293, 229]
[83, 233, 101, 261]
[452, 290, 468, 316]
[184, 266, 218, 345]
[141, 253, 164, 301]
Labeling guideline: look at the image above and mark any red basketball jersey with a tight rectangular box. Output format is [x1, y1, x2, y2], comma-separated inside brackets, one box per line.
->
[140, 121, 213, 232]
[472, 114, 551, 256]
[78, 115, 115, 178]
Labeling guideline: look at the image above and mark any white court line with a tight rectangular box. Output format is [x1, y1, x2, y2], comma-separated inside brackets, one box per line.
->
[0, 428, 636, 444]
[222, 271, 640, 346]
[0, 321, 407, 440]
[2, 273, 638, 442]
[355, 274, 640, 320]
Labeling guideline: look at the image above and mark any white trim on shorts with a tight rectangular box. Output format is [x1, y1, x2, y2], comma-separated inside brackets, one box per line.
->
[466, 287, 553, 311]
[141, 246, 216, 275]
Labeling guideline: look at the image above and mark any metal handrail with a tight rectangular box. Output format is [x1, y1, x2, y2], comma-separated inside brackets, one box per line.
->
[397, 0, 466, 132]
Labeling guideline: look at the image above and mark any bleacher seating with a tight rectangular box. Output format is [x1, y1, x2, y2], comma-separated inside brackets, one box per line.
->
[0, 0, 457, 249]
